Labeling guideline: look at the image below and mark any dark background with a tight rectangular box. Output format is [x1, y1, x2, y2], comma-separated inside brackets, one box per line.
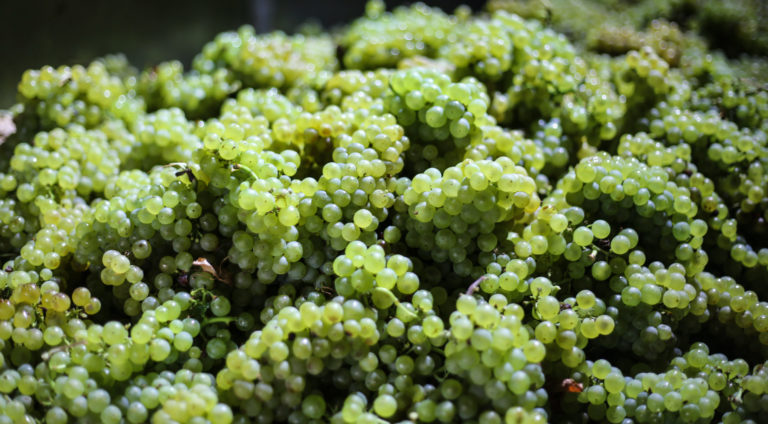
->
[0, 0, 485, 108]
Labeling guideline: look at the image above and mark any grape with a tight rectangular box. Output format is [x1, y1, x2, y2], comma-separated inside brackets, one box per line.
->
[573, 226, 594, 246]
[592, 220, 611, 239]
[1, 2, 768, 423]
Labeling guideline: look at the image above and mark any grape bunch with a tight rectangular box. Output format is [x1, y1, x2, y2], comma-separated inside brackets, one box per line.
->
[1, 1, 768, 423]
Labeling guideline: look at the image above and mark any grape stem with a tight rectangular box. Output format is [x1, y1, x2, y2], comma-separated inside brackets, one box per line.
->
[374, 287, 418, 320]
[202, 316, 236, 327]
[232, 163, 258, 180]
[466, 276, 486, 295]
[590, 243, 611, 257]
[41, 340, 86, 360]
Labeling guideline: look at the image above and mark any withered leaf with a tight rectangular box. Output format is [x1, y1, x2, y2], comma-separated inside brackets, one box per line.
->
[193, 257, 231, 284]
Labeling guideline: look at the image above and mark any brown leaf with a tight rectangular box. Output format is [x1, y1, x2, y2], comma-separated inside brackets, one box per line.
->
[193, 257, 219, 279]
[193, 257, 231, 285]
[561, 378, 584, 393]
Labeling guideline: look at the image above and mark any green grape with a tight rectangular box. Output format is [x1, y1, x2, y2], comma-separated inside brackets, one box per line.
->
[373, 394, 397, 418]
[610, 235, 631, 255]
[573, 226, 594, 246]
[2, 3, 767, 424]
[591, 220, 611, 239]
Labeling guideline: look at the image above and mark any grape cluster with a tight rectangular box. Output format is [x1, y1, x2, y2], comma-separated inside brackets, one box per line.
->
[488, 0, 768, 59]
[340, 2, 456, 70]
[1, 1, 768, 423]
[194, 26, 337, 90]
[591, 20, 685, 67]
[138, 61, 239, 119]
[16, 60, 144, 130]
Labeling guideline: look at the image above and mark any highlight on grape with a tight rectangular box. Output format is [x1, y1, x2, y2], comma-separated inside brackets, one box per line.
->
[1, 1, 767, 423]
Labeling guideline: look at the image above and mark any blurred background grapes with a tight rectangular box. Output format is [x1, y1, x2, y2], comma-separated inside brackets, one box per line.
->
[1, 0, 766, 108]
[0, 0, 478, 107]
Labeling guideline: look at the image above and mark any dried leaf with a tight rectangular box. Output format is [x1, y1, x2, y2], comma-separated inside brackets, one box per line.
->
[193, 257, 231, 285]
[193, 257, 219, 279]
[560, 378, 584, 393]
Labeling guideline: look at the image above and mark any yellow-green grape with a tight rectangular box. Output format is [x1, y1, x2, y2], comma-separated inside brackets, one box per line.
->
[1, 2, 767, 424]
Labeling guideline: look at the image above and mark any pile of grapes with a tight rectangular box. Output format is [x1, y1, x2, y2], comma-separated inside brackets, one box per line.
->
[2, 1, 768, 423]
